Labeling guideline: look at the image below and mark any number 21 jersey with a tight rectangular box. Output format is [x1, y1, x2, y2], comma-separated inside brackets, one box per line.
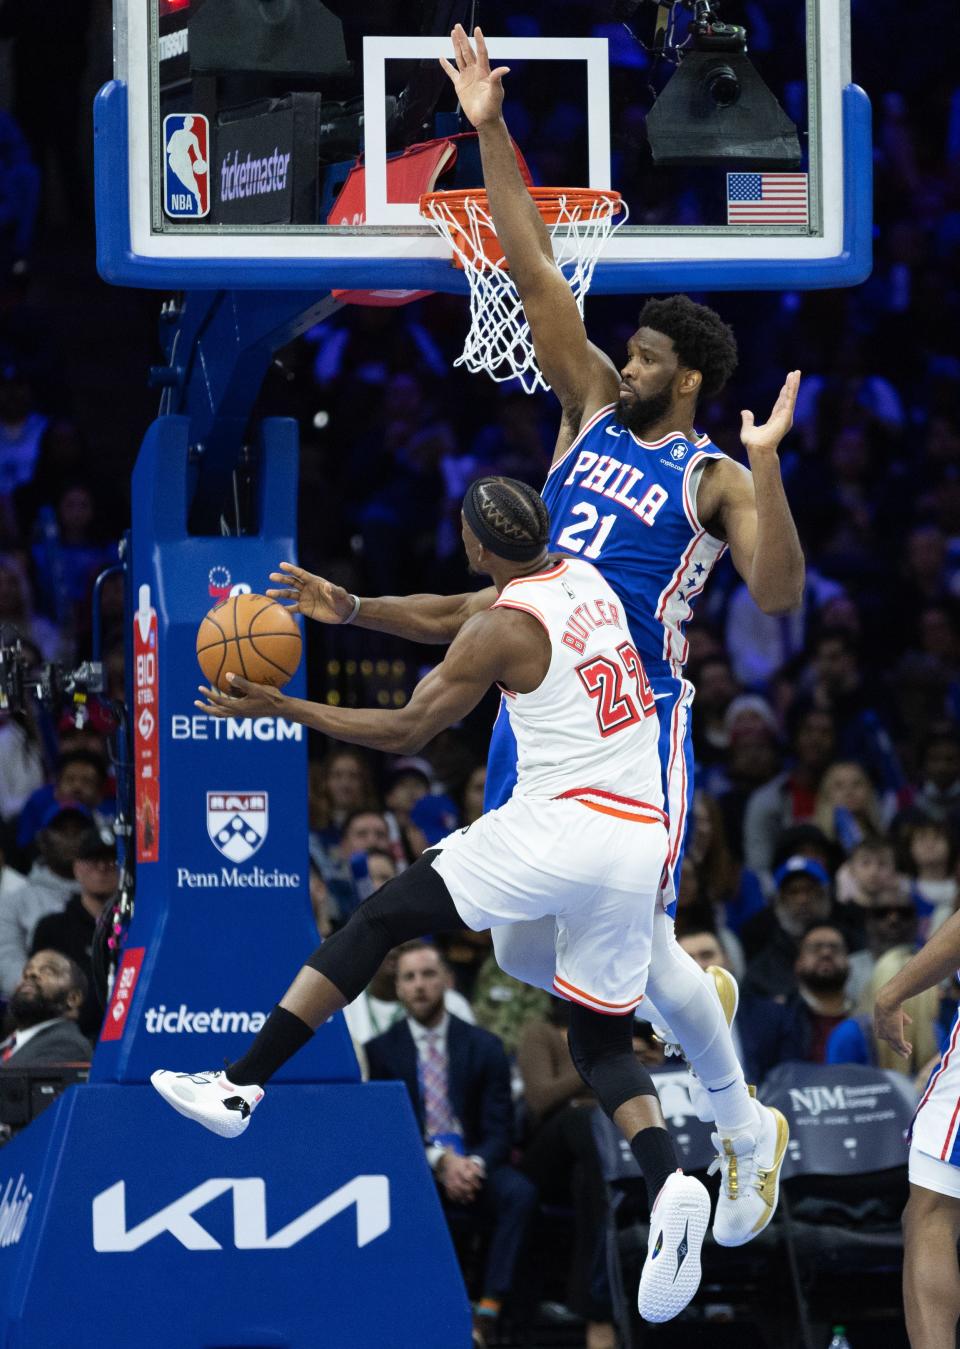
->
[541, 405, 728, 672]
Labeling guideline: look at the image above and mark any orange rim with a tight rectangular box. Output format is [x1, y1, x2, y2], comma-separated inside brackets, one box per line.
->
[420, 186, 624, 271]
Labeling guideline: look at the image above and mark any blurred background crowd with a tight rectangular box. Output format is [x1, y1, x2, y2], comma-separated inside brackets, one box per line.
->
[0, 0, 956, 1342]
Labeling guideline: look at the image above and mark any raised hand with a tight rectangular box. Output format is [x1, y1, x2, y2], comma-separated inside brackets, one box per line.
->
[439, 24, 510, 130]
[739, 369, 801, 457]
[266, 562, 355, 625]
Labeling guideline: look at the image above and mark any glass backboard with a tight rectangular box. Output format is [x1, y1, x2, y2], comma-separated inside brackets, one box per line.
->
[95, 1, 871, 291]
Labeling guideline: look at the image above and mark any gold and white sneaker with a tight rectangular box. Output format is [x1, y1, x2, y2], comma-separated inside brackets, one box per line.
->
[709, 1101, 789, 1246]
[707, 965, 738, 1026]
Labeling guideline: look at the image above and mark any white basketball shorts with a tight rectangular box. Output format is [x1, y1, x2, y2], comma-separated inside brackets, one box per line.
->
[430, 788, 668, 1016]
[910, 1008, 960, 1182]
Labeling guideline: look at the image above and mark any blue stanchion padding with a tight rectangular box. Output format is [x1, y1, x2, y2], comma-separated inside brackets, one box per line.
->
[91, 413, 358, 1085]
[0, 1083, 472, 1348]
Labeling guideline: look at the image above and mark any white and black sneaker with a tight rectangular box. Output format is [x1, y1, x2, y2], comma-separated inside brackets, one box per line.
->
[637, 1171, 710, 1324]
[150, 1069, 263, 1139]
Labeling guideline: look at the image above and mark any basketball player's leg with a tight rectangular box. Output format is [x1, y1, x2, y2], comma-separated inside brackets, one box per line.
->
[645, 907, 753, 1129]
[151, 852, 466, 1133]
[904, 1158, 960, 1349]
[555, 824, 710, 1323]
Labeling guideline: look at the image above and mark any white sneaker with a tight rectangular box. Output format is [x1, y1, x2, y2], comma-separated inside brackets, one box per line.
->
[709, 1100, 789, 1246]
[637, 1171, 710, 1324]
[150, 1069, 264, 1139]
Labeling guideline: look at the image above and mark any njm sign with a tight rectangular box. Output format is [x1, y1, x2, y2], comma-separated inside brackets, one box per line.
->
[92, 1175, 390, 1252]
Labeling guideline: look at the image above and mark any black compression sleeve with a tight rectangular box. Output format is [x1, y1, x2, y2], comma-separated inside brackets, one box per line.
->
[305, 851, 465, 1002]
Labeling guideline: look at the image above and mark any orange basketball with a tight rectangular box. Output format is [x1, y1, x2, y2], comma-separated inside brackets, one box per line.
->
[196, 593, 302, 692]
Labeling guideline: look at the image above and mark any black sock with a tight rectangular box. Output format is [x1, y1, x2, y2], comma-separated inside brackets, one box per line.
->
[630, 1126, 679, 1209]
[226, 1005, 314, 1085]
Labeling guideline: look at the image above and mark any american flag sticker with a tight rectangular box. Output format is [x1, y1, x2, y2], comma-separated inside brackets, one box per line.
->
[726, 172, 809, 226]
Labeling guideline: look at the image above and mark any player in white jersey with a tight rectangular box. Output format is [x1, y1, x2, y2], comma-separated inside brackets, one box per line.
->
[152, 476, 734, 1323]
[876, 911, 960, 1348]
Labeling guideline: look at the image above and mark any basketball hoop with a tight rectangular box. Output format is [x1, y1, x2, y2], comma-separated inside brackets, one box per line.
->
[420, 187, 628, 395]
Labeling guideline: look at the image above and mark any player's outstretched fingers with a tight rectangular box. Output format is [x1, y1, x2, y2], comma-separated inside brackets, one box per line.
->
[453, 23, 476, 67]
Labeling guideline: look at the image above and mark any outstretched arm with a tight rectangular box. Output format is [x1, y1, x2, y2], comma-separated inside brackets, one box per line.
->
[875, 910, 960, 1058]
[440, 26, 619, 424]
[267, 563, 496, 644]
[195, 608, 540, 755]
[697, 371, 805, 615]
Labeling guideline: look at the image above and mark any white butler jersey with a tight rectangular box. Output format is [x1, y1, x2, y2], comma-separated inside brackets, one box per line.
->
[491, 556, 664, 816]
[431, 555, 669, 1014]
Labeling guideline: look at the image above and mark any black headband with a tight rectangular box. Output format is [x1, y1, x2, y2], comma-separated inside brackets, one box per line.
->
[462, 481, 546, 562]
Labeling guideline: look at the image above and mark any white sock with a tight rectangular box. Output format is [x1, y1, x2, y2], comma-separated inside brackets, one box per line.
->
[643, 909, 756, 1136]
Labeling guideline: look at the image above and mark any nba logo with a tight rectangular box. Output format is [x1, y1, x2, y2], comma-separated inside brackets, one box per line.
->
[163, 114, 210, 219]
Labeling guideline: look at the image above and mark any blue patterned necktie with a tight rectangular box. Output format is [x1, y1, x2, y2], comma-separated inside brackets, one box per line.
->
[421, 1029, 457, 1136]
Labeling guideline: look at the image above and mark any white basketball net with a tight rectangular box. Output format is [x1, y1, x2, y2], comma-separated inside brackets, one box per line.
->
[421, 190, 628, 395]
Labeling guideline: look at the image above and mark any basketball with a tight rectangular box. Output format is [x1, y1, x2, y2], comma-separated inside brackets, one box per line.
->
[196, 593, 301, 692]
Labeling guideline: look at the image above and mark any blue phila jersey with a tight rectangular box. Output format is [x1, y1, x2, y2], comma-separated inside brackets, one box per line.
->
[542, 405, 728, 672]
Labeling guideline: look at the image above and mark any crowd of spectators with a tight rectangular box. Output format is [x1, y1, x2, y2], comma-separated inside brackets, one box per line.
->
[0, 0, 955, 1343]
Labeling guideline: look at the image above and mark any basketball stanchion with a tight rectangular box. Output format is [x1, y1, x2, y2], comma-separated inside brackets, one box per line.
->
[420, 187, 628, 394]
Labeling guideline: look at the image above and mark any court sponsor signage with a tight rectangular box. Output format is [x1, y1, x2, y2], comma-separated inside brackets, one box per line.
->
[213, 107, 295, 225]
[787, 1080, 899, 1123]
[0, 1174, 32, 1248]
[207, 791, 268, 862]
[175, 864, 300, 889]
[134, 586, 160, 863]
[92, 1175, 390, 1251]
[100, 948, 146, 1043]
[143, 1005, 266, 1034]
[170, 714, 303, 742]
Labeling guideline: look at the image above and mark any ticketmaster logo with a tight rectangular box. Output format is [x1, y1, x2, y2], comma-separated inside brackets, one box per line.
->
[145, 1006, 267, 1034]
[176, 865, 299, 888]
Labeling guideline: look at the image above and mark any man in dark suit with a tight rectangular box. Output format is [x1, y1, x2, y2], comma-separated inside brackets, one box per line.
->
[0, 949, 92, 1065]
[366, 941, 536, 1343]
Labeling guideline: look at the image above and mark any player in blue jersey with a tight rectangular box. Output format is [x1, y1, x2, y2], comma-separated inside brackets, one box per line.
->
[439, 26, 804, 917]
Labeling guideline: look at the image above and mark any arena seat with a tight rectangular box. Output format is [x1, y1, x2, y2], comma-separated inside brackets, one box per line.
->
[760, 1061, 913, 1349]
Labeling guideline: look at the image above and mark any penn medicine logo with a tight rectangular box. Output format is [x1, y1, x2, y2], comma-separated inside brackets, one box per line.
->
[207, 792, 268, 863]
[163, 113, 210, 218]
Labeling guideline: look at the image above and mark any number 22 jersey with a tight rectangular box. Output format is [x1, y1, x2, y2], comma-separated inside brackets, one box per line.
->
[491, 555, 663, 811]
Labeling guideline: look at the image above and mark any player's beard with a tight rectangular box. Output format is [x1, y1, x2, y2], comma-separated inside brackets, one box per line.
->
[615, 379, 675, 437]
